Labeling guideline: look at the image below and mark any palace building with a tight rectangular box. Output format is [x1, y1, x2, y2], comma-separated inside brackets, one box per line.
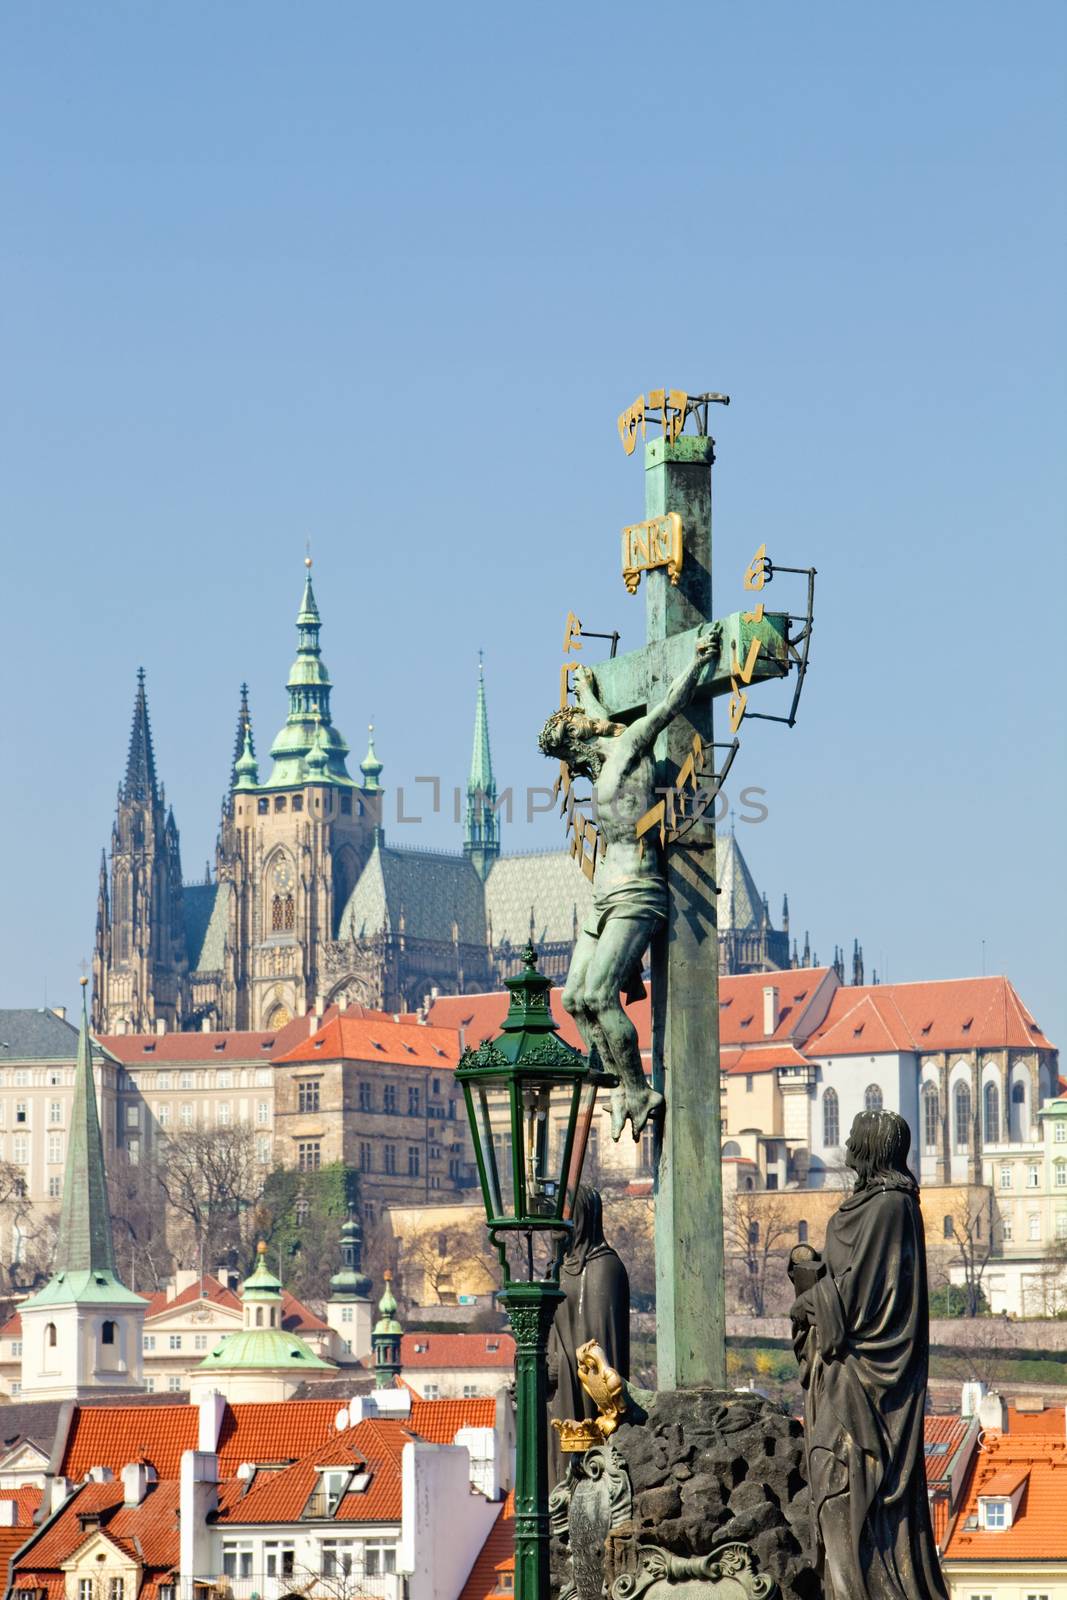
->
[92, 564, 818, 1035]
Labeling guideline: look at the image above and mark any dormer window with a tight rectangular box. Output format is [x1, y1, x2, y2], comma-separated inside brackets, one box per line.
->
[981, 1497, 1009, 1529]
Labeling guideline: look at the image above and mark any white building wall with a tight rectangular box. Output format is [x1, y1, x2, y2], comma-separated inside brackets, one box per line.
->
[808, 1053, 917, 1186]
[400, 1443, 499, 1600]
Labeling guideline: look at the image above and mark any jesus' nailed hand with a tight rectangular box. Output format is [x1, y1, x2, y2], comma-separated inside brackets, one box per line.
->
[538, 627, 721, 1140]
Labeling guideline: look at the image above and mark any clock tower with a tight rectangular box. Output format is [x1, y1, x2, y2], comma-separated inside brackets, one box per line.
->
[218, 561, 382, 1029]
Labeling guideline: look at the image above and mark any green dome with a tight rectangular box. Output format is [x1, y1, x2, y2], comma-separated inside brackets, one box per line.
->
[196, 1326, 335, 1373]
[360, 724, 384, 792]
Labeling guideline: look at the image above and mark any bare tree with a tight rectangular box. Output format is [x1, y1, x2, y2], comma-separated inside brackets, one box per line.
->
[108, 1148, 173, 1291]
[724, 1191, 794, 1318]
[155, 1125, 264, 1270]
[602, 1193, 655, 1312]
[943, 1191, 996, 1317]
[394, 1217, 499, 1307]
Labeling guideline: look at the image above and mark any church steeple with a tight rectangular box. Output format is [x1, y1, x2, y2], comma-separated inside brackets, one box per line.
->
[18, 981, 146, 1399]
[464, 655, 500, 882]
[264, 559, 354, 789]
[229, 684, 255, 795]
[372, 1271, 403, 1389]
[123, 668, 158, 805]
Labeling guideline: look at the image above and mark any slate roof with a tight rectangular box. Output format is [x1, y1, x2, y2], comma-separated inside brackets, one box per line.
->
[484, 851, 591, 947]
[340, 844, 487, 945]
[0, 1009, 113, 1063]
[716, 831, 767, 934]
[183, 882, 228, 972]
[806, 976, 1057, 1056]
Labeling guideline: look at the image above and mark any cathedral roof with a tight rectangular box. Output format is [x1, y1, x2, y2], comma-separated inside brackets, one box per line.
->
[716, 829, 768, 934]
[806, 975, 1056, 1056]
[0, 1008, 115, 1063]
[182, 881, 228, 972]
[469, 656, 494, 795]
[483, 850, 592, 948]
[339, 844, 487, 946]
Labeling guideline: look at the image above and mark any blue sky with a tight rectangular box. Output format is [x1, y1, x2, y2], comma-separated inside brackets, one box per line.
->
[2, 3, 1064, 1045]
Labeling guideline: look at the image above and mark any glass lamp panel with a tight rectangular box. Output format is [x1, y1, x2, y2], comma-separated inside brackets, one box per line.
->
[472, 1085, 507, 1220]
[522, 1079, 557, 1217]
[562, 1078, 599, 1221]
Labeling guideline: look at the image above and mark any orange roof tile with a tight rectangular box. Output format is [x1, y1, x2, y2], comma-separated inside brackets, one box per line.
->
[15, 1481, 181, 1583]
[401, 1333, 515, 1370]
[218, 1417, 411, 1526]
[98, 1005, 325, 1063]
[59, 1399, 342, 1482]
[943, 1425, 1067, 1562]
[408, 1396, 496, 1441]
[216, 1400, 341, 1475]
[143, 1274, 240, 1322]
[723, 1044, 811, 1075]
[1006, 1403, 1066, 1437]
[807, 976, 1056, 1057]
[0, 1488, 42, 1525]
[459, 1490, 515, 1600]
[277, 1014, 460, 1069]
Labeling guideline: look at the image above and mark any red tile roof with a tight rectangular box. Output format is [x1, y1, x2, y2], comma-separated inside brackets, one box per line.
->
[140, 1275, 327, 1335]
[408, 1396, 496, 1441]
[1006, 1402, 1066, 1436]
[943, 1417, 1067, 1562]
[99, 1008, 325, 1063]
[923, 1416, 970, 1484]
[401, 1333, 515, 1370]
[218, 1416, 411, 1525]
[459, 1490, 515, 1600]
[277, 1014, 460, 1069]
[721, 1044, 811, 1076]
[0, 1488, 42, 1525]
[807, 976, 1056, 1057]
[59, 1399, 343, 1482]
[15, 1481, 181, 1590]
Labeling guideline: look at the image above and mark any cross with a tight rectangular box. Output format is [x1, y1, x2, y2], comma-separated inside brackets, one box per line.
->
[583, 433, 790, 1391]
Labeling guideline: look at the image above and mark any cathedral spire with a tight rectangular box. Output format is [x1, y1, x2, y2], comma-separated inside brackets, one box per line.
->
[123, 668, 158, 805]
[265, 558, 353, 789]
[360, 723, 383, 792]
[230, 683, 256, 794]
[464, 654, 500, 881]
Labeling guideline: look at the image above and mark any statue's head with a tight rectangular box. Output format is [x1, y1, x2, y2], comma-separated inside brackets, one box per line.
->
[845, 1109, 914, 1190]
[538, 707, 621, 780]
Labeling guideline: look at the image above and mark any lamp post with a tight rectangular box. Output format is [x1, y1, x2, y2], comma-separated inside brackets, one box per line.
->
[456, 946, 614, 1600]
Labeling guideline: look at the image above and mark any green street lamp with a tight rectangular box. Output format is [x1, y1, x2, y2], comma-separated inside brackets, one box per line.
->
[456, 945, 614, 1600]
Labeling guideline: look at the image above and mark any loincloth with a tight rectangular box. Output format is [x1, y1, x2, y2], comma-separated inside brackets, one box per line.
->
[582, 879, 667, 1004]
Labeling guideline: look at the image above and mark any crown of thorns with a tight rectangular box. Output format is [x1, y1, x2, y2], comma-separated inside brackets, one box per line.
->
[538, 705, 587, 758]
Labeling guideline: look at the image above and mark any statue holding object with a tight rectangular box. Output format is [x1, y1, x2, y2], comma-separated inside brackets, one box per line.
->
[789, 1110, 949, 1600]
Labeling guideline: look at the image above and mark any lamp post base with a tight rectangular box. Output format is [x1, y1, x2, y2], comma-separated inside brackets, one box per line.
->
[501, 1282, 564, 1600]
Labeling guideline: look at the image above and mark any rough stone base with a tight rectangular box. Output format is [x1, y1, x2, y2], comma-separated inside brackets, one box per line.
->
[553, 1388, 819, 1600]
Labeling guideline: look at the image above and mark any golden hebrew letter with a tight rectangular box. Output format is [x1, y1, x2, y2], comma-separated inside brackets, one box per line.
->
[730, 636, 762, 687]
[665, 388, 688, 443]
[635, 800, 667, 857]
[741, 603, 765, 625]
[729, 679, 748, 733]
[563, 611, 583, 654]
[647, 388, 664, 412]
[744, 543, 769, 592]
[560, 663, 573, 707]
[617, 395, 646, 456]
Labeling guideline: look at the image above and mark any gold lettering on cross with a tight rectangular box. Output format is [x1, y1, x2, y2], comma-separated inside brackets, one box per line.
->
[621, 512, 683, 595]
[562, 612, 583, 654]
[744, 543, 770, 591]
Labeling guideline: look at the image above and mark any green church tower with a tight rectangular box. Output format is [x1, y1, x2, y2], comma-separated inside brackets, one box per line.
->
[463, 655, 500, 882]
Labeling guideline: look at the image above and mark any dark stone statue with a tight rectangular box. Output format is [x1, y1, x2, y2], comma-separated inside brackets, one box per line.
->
[548, 1186, 630, 1485]
[789, 1110, 949, 1600]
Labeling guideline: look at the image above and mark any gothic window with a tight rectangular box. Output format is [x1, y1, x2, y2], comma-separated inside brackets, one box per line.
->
[923, 1086, 939, 1153]
[943, 1214, 954, 1239]
[863, 1084, 883, 1113]
[271, 894, 295, 932]
[984, 1082, 1000, 1144]
[797, 1220, 809, 1244]
[45, 1322, 57, 1347]
[823, 1088, 839, 1149]
[954, 1083, 971, 1150]
[1012, 1081, 1026, 1103]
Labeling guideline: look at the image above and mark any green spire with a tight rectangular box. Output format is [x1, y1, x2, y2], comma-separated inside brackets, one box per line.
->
[360, 723, 383, 792]
[264, 559, 354, 790]
[372, 1271, 402, 1389]
[24, 982, 143, 1309]
[233, 721, 259, 790]
[195, 1242, 334, 1375]
[464, 654, 499, 880]
[329, 1203, 372, 1302]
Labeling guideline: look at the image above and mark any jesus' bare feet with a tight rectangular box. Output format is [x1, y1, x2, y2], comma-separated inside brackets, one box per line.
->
[610, 1080, 665, 1141]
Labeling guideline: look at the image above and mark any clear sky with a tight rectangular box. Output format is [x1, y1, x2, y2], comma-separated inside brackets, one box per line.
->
[2, 4, 1064, 1046]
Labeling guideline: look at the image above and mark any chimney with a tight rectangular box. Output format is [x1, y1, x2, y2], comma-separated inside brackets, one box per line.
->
[155, 1018, 166, 1036]
[961, 1381, 987, 1419]
[197, 1388, 227, 1453]
[52, 1006, 67, 1021]
[49, 1477, 73, 1515]
[122, 1461, 150, 1506]
[762, 985, 779, 1037]
[201, 1017, 211, 1032]
[87, 1467, 114, 1484]
[978, 1392, 1008, 1434]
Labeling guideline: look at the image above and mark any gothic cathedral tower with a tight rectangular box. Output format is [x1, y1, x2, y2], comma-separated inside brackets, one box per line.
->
[218, 561, 382, 1029]
[92, 671, 187, 1033]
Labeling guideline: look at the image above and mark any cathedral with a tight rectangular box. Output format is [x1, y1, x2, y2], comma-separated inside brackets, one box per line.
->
[93, 564, 833, 1034]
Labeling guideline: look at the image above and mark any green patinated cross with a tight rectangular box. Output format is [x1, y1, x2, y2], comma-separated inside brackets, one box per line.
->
[588, 434, 788, 1391]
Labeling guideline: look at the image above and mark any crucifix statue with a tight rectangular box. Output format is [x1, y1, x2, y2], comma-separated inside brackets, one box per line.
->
[540, 411, 806, 1391]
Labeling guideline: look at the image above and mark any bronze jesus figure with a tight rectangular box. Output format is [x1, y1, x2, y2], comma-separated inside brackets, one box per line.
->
[538, 628, 719, 1141]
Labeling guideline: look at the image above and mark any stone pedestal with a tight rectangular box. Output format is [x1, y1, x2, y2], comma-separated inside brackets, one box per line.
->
[551, 1389, 819, 1600]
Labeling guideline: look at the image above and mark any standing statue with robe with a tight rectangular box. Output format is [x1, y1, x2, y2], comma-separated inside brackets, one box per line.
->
[547, 1186, 630, 1486]
[789, 1109, 949, 1600]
